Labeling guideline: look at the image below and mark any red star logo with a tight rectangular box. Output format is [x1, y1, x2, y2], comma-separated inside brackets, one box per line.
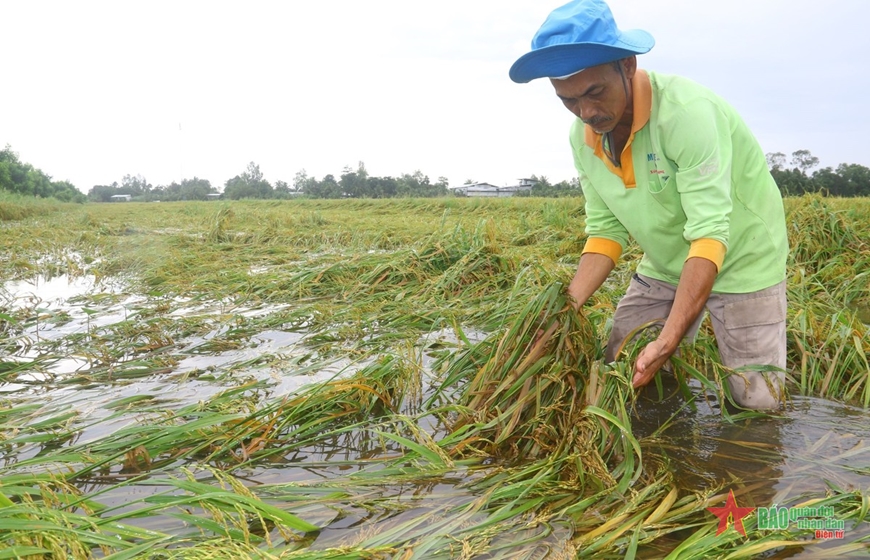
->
[706, 489, 756, 536]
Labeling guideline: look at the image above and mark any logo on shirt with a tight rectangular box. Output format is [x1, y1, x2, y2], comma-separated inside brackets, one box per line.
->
[647, 153, 670, 185]
[699, 161, 719, 177]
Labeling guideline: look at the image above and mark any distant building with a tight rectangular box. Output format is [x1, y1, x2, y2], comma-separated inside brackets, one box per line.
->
[206, 193, 222, 200]
[517, 178, 537, 188]
[110, 194, 132, 202]
[449, 182, 500, 197]
[448, 178, 536, 197]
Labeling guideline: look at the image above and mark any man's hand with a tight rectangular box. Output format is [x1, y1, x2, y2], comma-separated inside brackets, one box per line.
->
[632, 338, 676, 388]
[631, 257, 718, 389]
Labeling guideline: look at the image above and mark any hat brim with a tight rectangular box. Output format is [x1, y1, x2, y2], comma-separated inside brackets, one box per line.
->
[509, 29, 654, 84]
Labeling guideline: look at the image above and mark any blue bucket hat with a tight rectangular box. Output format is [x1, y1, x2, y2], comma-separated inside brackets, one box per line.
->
[509, 0, 654, 84]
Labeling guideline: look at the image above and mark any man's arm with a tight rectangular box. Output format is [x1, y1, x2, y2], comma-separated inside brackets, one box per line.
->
[567, 252, 615, 310]
[630, 94, 735, 388]
[632, 256, 717, 388]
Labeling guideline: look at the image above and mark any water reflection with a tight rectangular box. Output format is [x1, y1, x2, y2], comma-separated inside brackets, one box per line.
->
[634, 378, 784, 507]
[635, 377, 869, 497]
[634, 374, 870, 556]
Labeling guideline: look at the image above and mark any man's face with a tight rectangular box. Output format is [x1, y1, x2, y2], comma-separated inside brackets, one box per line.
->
[549, 60, 634, 134]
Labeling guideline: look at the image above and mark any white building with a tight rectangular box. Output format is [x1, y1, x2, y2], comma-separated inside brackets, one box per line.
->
[448, 178, 536, 198]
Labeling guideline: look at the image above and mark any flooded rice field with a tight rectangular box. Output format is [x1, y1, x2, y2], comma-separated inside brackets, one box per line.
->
[1, 196, 869, 558]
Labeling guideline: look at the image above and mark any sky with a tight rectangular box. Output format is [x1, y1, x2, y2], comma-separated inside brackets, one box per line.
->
[3, 0, 869, 193]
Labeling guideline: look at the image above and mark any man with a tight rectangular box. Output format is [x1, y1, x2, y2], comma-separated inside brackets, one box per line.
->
[510, 0, 789, 410]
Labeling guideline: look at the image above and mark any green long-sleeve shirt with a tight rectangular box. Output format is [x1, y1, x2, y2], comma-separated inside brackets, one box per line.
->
[573, 69, 788, 294]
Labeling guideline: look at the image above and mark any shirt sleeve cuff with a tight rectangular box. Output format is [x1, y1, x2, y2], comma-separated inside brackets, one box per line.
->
[687, 238, 726, 272]
[582, 237, 623, 266]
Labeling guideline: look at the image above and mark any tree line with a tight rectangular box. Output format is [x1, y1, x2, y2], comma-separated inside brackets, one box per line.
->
[0, 145, 86, 203]
[766, 150, 870, 197]
[85, 162, 456, 201]
[86, 174, 216, 203]
[83, 162, 584, 201]
[75, 151, 870, 201]
[86, 151, 870, 201]
[4, 144, 870, 203]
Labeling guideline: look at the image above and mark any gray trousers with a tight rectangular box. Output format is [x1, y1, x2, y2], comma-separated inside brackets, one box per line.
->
[605, 273, 787, 410]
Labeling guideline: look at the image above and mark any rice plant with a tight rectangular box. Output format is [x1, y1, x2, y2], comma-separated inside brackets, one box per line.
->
[1, 195, 868, 558]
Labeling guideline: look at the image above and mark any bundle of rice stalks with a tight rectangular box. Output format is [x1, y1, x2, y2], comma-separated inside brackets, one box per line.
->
[432, 282, 642, 490]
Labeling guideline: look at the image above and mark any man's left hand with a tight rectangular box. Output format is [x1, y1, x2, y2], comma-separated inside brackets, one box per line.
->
[632, 339, 676, 388]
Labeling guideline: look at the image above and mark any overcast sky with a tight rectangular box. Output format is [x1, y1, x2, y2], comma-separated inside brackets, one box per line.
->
[3, 0, 868, 193]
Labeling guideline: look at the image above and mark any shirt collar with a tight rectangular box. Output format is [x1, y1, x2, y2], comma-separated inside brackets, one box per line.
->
[584, 69, 651, 147]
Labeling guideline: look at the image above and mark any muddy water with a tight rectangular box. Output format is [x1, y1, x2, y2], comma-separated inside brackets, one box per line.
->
[83, 382, 870, 556]
[2, 274, 869, 557]
[634, 380, 869, 492]
[633, 377, 870, 556]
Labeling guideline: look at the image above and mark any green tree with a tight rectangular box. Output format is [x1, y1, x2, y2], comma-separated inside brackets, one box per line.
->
[0, 145, 23, 193]
[155, 177, 213, 200]
[524, 175, 581, 197]
[340, 162, 369, 198]
[367, 176, 398, 198]
[814, 163, 870, 197]
[223, 162, 274, 199]
[120, 174, 151, 198]
[765, 152, 787, 171]
[791, 149, 820, 174]
[87, 182, 119, 202]
[765, 149, 822, 196]
[184, 177, 214, 200]
[51, 180, 87, 203]
[274, 180, 293, 199]
[530, 175, 552, 196]
[306, 174, 342, 198]
[770, 168, 815, 196]
[0, 146, 84, 201]
[836, 163, 870, 196]
[0, 146, 51, 197]
[397, 170, 441, 197]
[293, 169, 315, 194]
[812, 167, 850, 197]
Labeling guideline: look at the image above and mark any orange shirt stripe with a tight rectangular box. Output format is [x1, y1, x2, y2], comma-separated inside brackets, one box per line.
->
[582, 237, 623, 266]
[687, 238, 727, 272]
